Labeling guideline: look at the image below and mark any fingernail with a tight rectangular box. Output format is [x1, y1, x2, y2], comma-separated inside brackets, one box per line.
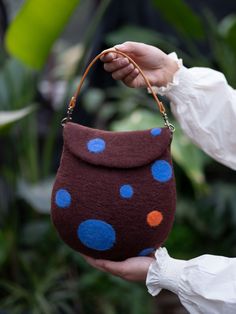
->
[115, 44, 125, 50]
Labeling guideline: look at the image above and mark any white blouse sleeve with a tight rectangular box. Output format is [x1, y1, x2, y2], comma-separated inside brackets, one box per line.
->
[146, 248, 236, 314]
[146, 56, 236, 312]
[153, 53, 236, 170]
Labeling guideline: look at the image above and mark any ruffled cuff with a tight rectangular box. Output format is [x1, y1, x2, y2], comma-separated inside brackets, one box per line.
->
[148, 52, 183, 96]
[146, 247, 187, 296]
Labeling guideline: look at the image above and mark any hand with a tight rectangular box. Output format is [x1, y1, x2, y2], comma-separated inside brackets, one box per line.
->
[81, 254, 154, 282]
[100, 41, 179, 88]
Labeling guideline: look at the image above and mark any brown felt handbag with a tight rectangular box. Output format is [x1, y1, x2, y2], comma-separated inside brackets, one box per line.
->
[51, 50, 176, 261]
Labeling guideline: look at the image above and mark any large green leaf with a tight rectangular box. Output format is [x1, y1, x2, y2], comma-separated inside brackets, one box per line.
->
[5, 0, 80, 69]
[152, 0, 204, 40]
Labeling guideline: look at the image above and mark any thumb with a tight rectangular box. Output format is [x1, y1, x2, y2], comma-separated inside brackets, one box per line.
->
[114, 41, 145, 55]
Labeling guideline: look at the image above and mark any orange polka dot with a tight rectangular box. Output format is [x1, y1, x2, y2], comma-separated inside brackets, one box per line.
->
[147, 211, 163, 227]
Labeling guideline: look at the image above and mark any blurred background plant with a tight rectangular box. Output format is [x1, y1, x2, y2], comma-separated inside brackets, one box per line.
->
[0, 0, 236, 313]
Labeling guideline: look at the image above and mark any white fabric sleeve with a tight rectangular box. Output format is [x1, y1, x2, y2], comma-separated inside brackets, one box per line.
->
[153, 53, 236, 170]
[146, 248, 236, 314]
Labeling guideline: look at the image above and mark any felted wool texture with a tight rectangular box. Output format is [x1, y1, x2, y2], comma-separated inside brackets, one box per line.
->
[51, 122, 176, 261]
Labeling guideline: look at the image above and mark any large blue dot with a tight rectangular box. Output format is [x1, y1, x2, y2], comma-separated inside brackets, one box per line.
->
[120, 184, 134, 199]
[150, 128, 162, 136]
[77, 219, 116, 251]
[138, 248, 155, 256]
[151, 160, 172, 183]
[55, 189, 71, 208]
[87, 138, 106, 153]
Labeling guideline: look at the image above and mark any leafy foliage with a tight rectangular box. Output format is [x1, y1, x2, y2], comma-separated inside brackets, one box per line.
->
[6, 0, 80, 69]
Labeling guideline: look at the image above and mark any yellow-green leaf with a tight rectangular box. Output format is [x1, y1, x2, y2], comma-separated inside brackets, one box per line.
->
[5, 0, 80, 69]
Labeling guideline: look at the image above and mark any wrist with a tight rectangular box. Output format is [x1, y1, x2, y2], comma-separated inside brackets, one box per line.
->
[151, 55, 179, 87]
[135, 257, 155, 282]
[162, 57, 179, 86]
[147, 52, 183, 95]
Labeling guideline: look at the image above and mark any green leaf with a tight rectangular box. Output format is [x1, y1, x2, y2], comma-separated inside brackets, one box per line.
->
[0, 58, 35, 110]
[105, 25, 178, 51]
[17, 177, 54, 214]
[0, 105, 36, 131]
[110, 109, 160, 131]
[203, 11, 236, 87]
[219, 14, 236, 54]
[5, 0, 80, 69]
[106, 24, 207, 67]
[82, 88, 106, 113]
[152, 0, 205, 40]
[171, 123, 209, 187]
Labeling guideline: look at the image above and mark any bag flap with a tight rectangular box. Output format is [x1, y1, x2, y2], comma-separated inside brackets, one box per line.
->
[63, 122, 172, 168]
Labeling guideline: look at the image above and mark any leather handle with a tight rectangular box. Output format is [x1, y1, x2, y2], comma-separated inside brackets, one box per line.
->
[63, 49, 175, 131]
[70, 49, 165, 114]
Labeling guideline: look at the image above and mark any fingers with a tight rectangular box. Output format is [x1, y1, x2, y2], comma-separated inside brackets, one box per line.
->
[100, 44, 141, 86]
[81, 254, 154, 282]
[103, 56, 139, 82]
[93, 259, 125, 278]
[103, 57, 129, 72]
[81, 254, 125, 277]
[101, 53, 133, 78]
[100, 52, 117, 62]
[81, 254, 105, 272]
[101, 41, 153, 63]
[114, 41, 149, 56]
[100, 47, 137, 77]
[123, 68, 139, 86]
[100, 42, 139, 61]
[112, 63, 136, 80]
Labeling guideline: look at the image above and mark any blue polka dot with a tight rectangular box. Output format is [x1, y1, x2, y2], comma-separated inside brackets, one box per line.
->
[87, 138, 106, 153]
[138, 248, 155, 256]
[77, 219, 116, 251]
[120, 184, 134, 199]
[150, 128, 162, 136]
[55, 189, 71, 208]
[151, 160, 172, 183]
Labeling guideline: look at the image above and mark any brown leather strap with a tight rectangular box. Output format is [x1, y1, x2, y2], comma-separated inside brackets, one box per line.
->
[63, 49, 175, 131]
[69, 49, 166, 113]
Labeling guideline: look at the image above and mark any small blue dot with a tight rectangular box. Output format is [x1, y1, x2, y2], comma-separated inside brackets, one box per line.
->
[55, 189, 71, 208]
[138, 248, 155, 256]
[120, 184, 134, 199]
[150, 128, 162, 136]
[87, 138, 106, 153]
[77, 219, 116, 251]
[151, 160, 172, 183]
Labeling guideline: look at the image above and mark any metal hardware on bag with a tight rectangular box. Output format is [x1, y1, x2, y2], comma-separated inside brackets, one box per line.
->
[61, 106, 74, 127]
[60, 51, 175, 131]
[162, 112, 175, 133]
[61, 97, 76, 127]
